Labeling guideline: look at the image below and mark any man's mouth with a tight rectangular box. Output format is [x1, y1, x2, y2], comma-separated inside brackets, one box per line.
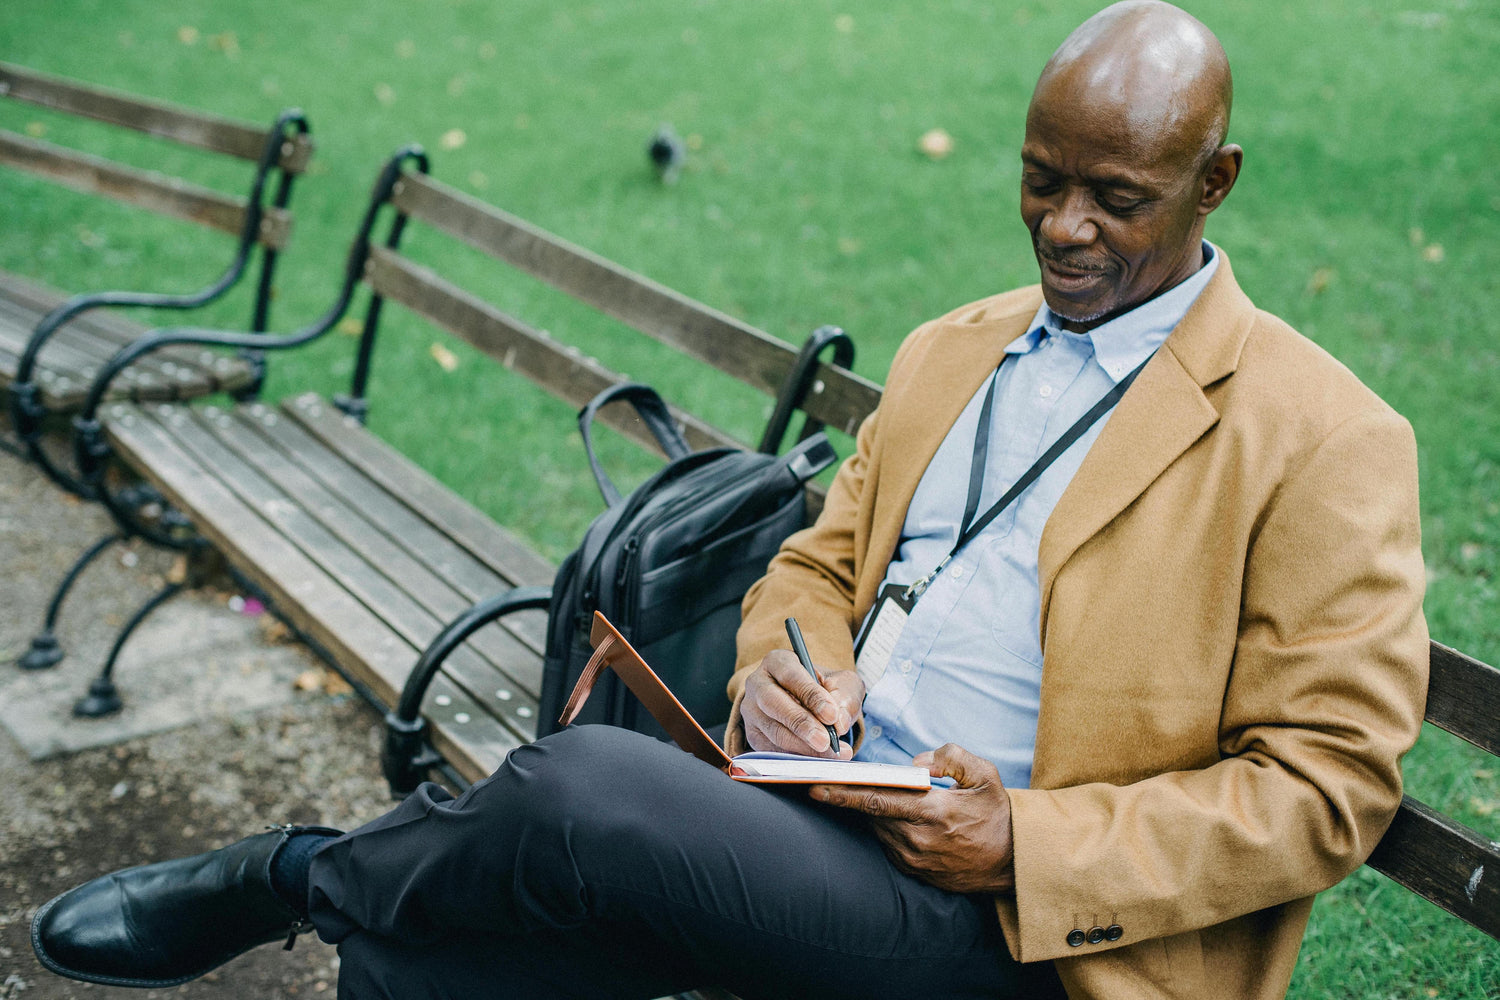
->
[1038, 253, 1110, 293]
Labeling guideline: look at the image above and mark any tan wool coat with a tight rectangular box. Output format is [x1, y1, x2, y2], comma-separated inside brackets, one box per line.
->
[726, 252, 1429, 999]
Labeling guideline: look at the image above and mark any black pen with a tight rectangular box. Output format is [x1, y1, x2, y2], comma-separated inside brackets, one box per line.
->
[784, 617, 841, 754]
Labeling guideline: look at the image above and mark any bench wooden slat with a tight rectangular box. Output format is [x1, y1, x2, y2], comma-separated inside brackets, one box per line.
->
[202, 404, 546, 730]
[0, 60, 312, 171]
[367, 247, 740, 456]
[245, 401, 548, 657]
[390, 172, 882, 437]
[164, 406, 538, 744]
[102, 403, 519, 782]
[280, 393, 558, 590]
[0, 268, 258, 400]
[0, 130, 293, 249]
[1365, 794, 1500, 939]
[1426, 641, 1500, 755]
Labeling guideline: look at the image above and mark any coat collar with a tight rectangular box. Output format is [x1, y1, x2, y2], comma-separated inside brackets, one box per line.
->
[1036, 250, 1256, 629]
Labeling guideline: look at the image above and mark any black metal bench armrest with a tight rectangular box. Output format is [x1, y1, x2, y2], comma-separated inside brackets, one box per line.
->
[383, 586, 553, 798]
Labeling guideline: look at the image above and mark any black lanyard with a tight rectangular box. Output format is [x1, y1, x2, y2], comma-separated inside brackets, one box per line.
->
[903, 350, 1154, 601]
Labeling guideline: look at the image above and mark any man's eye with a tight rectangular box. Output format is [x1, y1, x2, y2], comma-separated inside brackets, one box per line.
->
[1023, 177, 1059, 195]
[1098, 193, 1144, 214]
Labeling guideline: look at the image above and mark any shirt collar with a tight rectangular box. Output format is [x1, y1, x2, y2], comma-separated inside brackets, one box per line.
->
[1009, 241, 1220, 383]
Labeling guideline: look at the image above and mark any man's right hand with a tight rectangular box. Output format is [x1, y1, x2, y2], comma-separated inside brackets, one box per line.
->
[741, 650, 864, 758]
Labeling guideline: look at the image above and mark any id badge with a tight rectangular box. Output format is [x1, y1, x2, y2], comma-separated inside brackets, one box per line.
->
[853, 583, 916, 689]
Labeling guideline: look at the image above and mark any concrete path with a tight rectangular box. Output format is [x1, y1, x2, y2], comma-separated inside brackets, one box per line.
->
[0, 440, 395, 998]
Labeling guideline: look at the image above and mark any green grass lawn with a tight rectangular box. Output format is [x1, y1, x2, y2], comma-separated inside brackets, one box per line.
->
[2, 0, 1497, 994]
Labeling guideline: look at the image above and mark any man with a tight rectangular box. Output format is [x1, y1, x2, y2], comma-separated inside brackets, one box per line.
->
[30, 3, 1427, 998]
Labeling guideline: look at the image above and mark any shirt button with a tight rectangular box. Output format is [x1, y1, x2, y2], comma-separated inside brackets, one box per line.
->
[951, 565, 964, 579]
[867, 724, 883, 739]
[899, 658, 913, 674]
[1039, 384, 1053, 397]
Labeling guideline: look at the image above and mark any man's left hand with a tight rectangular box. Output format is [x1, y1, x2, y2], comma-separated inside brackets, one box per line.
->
[810, 743, 1015, 894]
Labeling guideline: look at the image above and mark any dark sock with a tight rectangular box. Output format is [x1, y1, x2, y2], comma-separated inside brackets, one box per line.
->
[269, 831, 337, 918]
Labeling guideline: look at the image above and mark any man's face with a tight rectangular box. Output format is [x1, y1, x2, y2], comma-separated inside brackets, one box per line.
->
[1020, 80, 1213, 331]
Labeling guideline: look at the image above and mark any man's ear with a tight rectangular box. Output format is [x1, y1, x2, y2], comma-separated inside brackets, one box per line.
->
[1199, 144, 1242, 214]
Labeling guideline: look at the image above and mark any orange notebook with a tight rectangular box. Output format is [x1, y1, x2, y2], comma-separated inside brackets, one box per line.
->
[560, 612, 931, 790]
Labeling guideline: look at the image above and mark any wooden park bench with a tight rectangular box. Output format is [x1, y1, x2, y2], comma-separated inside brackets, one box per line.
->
[0, 61, 312, 489]
[51, 146, 1498, 988]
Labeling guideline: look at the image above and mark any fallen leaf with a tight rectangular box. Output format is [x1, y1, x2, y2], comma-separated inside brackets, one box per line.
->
[478, 41, 497, 59]
[323, 672, 354, 697]
[293, 669, 323, 692]
[1305, 267, 1334, 296]
[209, 31, 239, 57]
[834, 14, 855, 33]
[430, 343, 460, 371]
[373, 82, 395, 106]
[75, 225, 104, 248]
[24, 121, 46, 138]
[337, 317, 363, 336]
[166, 555, 188, 584]
[177, 25, 200, 45]
[395, 38, 416, 58]
[468, 170, 490, 190]
[1422, 243, 1445, 263]
[439, 128, 467, 150]
[258, 616, 292, 644]
[1460, 542, 1482, 562]
[838, 236, 862, 255]
[918, 127, 954, 160]
[447, 75, 467, 97]
[686, 133, 704, 151]
[1408, 226, 1425, 247]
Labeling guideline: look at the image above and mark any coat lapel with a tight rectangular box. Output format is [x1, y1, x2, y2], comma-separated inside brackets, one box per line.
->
[1036, 253, 1257, 631]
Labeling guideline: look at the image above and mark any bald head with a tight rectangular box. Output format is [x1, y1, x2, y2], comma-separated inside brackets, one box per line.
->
[1038, 1, 1232, 170]
[1018, 2, 1242, 330]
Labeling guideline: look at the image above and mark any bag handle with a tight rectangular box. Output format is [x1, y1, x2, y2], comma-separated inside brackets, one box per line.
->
[758, 325, 855, 455]
[578, 382, 692, 507]
[699, 432, 837, 540]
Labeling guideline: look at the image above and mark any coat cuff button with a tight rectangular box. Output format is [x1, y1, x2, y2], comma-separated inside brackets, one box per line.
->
[1086, 926, 1106, 945]
[1105, 924, 1124, 942]
[1066, 929, 1086, 947]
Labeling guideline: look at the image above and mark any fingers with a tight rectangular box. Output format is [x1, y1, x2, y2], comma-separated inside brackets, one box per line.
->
[742, 651, 856, 756]
[823, 669, 865, 729]
[810, 784, 928, 820]
[762, 650, 848, 729]
[922, 743, 1001, 789]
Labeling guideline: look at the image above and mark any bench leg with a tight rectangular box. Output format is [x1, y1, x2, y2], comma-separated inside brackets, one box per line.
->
[73, 579, 187, 718]
[18, 532, 126, 671]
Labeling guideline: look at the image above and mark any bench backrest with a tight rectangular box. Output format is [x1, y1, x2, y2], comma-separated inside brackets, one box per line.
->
[364, 168, 881, 463]
[0, 61, 312, 254]
[1367, 642, 1500, 939]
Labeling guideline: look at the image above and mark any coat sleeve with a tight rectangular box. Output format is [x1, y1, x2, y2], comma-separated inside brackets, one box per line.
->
[996, 406, 1430, 961]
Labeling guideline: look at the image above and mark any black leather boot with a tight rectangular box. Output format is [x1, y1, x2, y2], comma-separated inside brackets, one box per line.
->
[31, 824, 342, 988]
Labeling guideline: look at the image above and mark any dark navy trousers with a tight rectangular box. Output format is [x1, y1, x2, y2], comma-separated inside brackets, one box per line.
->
[307, 725, 1063, 999]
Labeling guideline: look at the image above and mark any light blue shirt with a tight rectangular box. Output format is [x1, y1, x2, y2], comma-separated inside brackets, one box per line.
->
[854, 243, 1219, 788]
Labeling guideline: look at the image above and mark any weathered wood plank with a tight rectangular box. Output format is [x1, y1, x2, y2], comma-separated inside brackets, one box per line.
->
[103, 403, 516, 782]
[1427, 642, 1500, 756]
[204, 404, 547, 721]
[169, 406, 539, 741]
[280, 393, 558, 590]
[0, 130, 293, 249]
[244, 401, 548, 657]
[1366, 794, 1500, 940]
[390, 172, 881, 436]
[0, 269, 257, 404]
[0, 61, 312, 171]
[367, 248, 740, 455]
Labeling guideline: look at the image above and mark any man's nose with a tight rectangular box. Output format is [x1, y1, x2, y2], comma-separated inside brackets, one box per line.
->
[1039, 190, 1098, 247]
